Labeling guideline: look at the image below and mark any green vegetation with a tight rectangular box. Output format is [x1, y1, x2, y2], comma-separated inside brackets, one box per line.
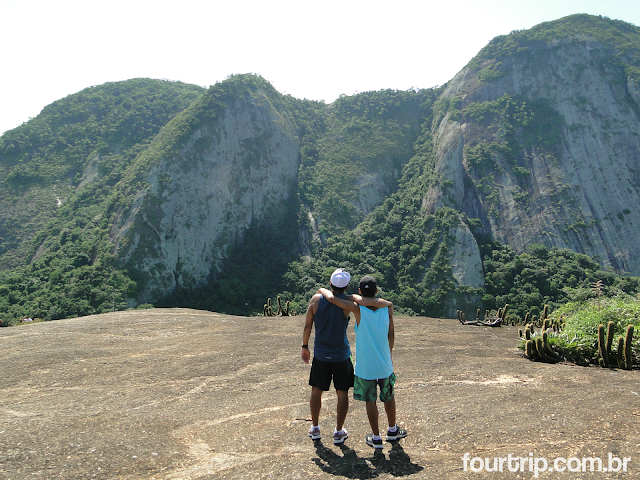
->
[296, 88, 433, 237]
[476, 14, 640, 67]
[481, 242, 640, 319]
[520, 296, 640, 367]
[0, 79, 204, 325]
[2, 15, 640, 326]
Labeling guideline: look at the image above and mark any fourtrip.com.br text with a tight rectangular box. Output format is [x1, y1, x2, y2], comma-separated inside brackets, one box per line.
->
[462, 452, 631, 477]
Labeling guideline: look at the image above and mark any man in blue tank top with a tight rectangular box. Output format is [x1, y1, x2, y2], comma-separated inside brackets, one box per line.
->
[301, 268, 354, 445]
[318, 275, 408, 449]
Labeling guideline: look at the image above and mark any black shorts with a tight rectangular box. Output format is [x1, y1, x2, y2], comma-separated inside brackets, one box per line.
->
[309, 357, 354, 391]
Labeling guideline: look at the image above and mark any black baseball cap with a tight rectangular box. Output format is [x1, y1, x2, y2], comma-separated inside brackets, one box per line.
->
[359, 275, 377, 296]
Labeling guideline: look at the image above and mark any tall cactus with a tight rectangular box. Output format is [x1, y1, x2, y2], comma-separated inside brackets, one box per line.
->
[606, 321, 615, 362]
[277, 296, 284, 316]
[617, 337, 625, 369]
[598, 324, 609, 368]
[624, 325, 634, 370]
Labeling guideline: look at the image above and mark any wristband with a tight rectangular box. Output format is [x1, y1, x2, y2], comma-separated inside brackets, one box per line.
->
[301, 344, 309, 349]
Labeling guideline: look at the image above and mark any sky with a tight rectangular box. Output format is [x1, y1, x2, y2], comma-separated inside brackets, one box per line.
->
[1, 0, 639, 136]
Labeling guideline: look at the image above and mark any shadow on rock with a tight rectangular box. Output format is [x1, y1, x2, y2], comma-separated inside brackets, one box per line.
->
[312, 440, 423, 478]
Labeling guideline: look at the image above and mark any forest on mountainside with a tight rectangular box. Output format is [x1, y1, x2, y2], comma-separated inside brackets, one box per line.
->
[2, 14, 640, 326]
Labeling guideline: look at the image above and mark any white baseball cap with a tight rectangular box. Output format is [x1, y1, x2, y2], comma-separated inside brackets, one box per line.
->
[330, 268, 351, 288]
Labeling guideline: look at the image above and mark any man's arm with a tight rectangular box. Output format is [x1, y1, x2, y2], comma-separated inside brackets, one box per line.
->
[388, 304, 395, 355]
[301, 295, 320, 364]
[355, 296, 393, 308]
[317, 288, 359, 313]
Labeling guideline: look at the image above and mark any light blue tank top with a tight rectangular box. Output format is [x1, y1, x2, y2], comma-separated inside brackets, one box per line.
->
[354, 306, 393, 380]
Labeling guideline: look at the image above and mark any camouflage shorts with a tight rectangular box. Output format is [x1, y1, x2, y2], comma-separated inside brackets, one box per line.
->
[353, 373, 396, 403]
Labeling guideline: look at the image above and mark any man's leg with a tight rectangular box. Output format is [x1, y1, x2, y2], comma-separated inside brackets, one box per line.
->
[383, 397, 396, 428]
[365, 401, 380, 436]
[380, 374, 406, 440]
[310, 387, 323, 427]
[335, 389, 349, 431]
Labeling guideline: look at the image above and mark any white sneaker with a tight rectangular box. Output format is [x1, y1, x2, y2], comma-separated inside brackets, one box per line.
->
[308, 426, 321, 440]
[333, 428, 348, 444]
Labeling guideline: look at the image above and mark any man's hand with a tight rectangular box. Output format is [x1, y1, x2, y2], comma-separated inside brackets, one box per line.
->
[301, 296, 319, 364]
[301, 347, 311, 364]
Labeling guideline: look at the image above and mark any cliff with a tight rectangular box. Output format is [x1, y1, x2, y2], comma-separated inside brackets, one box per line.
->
[427, 15, 640, 277]
[114, 86, 300, 301]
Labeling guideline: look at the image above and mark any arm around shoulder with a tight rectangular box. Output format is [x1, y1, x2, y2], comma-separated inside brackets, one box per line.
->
[317, 288, 358, 313]
[356, 296, 393, 308]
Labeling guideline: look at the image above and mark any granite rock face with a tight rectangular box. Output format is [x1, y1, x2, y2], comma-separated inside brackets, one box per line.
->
[427, 37, 640, 276]
[116, 92, 300, 301]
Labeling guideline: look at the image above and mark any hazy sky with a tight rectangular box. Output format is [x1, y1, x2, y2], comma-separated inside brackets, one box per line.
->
[1, 0, 639, 136]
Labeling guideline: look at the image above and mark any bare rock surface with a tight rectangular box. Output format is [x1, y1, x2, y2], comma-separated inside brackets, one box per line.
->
[1, 309, 639, 479]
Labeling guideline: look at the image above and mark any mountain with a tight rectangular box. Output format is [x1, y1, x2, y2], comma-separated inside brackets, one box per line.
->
[429, 14, 640, 275]
[1, 14, 640, 324]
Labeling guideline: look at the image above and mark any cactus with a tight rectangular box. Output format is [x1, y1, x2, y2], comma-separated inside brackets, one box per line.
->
[501, 304, 509, 320]
[535, 337, 552, 362]
[524, 312, 530, 324]
[277, 296, 285, 316]
[525, 339, 536, 358]
[542, 331, 562, 361]
[263, 304, 268, 316]
[524, 326, 531, 341]
[533, 336, 560, 363]
[485, 310, 490, 321]
[624, 325, 634, 370]
[462, 312, 466, 322]
[285, 300, 291, 316]
[606, 321, 615, 362]
[519, 329, 523, 338]
[542, 304, 548, 320]
[574, 347, 588, 367]
[476, 308, 481, 321]
[617, 337, 625, 369]
[597, 324, 609, 368]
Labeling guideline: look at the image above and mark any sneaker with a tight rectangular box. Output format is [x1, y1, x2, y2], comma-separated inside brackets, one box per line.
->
[386, 427, 407, 441]
[333, 428, 348, 444]
[308, 426, 321, 440]
[365, 433, 384, 449]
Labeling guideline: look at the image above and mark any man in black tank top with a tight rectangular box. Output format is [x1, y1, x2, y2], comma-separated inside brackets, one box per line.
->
[301, 268, 355, 444]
